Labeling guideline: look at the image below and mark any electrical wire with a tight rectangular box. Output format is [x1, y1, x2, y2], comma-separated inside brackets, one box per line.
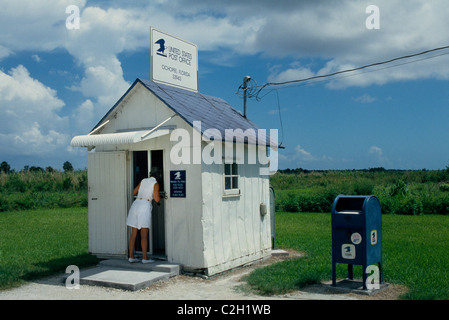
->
[274, 90, 284, 146]
[235, 44, 449, 150]
[256, 50, 449, 99]
[244, 44, 449, 100]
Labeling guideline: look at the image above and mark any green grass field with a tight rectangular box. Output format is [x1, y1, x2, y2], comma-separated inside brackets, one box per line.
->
[0, 208, 97, 290]
[246, 212, 449, 300]
[1, 208, 448, 299]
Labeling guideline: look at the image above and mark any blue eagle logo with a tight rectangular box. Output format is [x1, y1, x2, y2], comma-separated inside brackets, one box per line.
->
[155, 39, 167, 57]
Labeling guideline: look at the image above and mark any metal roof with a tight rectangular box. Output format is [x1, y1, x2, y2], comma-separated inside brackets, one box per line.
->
[92, 79, 279, 148]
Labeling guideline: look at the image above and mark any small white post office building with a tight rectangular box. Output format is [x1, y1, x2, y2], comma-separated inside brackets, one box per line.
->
[71, 79, 276, 275]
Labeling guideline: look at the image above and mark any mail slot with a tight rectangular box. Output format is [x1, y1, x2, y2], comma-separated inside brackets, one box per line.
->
[331, 195, 383, 290]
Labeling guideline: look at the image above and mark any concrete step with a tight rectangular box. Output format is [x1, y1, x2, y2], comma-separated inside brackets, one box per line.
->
[77, 259, 182, 291]
[99, 259, 181, 276]
[79, 267, 170, 291]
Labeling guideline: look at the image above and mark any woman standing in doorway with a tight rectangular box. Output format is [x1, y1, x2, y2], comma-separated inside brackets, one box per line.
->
[126, 168, 161, 263]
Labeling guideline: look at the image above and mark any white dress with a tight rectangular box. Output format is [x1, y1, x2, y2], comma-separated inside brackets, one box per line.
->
[126, 177, 157, 230]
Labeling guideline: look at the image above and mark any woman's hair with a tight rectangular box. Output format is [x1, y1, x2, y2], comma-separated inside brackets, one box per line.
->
[150, 167, 162, 183]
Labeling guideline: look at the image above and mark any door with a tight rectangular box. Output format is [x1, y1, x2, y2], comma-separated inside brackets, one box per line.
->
[132, 151, 149, 255]
[88, 152, 128, 256]
[131, 150, 166, 259]
[151, 150, 166, 258]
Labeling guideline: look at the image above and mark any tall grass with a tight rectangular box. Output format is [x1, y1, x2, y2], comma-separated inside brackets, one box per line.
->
[0, 170, 87, 212]
[271, 170, 449, 215]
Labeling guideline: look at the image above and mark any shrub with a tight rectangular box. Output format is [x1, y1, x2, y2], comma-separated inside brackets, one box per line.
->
[421, 194, 449, 215]
[283, 194, 300, 212]
[5, 175, 27, 192]
[272, 170, 449, 215]
[353, 178, 375, 195]
[0, 169, 88, 212]
[62, 177, 73, 190]
[0, 194, 12, 212]
[395, 196, 423, 215]
[390, 179, 408, 197]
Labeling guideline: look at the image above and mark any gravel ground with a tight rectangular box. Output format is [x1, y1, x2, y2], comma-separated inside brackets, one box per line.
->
[0, 250, 407, 300]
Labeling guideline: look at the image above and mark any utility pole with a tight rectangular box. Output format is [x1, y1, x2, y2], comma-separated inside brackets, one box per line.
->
[242, 75, 251, 118]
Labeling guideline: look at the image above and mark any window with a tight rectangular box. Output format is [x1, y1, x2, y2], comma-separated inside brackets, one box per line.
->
[224, 163, 240, 196]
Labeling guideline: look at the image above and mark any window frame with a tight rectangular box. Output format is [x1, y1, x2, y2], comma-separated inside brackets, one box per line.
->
[223, 162, 240, 197]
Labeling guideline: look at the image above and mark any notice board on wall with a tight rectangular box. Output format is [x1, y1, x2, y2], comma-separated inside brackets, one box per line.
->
[170, 170, 186, 198]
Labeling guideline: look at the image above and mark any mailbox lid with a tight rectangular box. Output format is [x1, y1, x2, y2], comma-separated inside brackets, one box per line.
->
[331, 195, 366, 228]
[332, 195, 366, 213]
[332, 212, 364, 228]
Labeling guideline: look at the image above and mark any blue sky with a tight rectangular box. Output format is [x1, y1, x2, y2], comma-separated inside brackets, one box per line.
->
[1, 0, 449, 171]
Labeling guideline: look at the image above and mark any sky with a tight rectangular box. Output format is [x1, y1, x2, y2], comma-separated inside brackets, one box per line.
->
[1, 0, 449, 171]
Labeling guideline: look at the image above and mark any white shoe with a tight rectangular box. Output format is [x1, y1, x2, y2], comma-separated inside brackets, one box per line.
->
[142, 259, 155, 264]
[128, 258, 140, 263]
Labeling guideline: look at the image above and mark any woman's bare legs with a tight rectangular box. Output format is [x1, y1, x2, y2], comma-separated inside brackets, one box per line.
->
[128, 227, 139, 259]
[140, 228, 149, 260]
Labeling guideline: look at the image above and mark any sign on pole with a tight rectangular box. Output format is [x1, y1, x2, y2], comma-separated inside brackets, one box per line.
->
[150, 27, 198, 92]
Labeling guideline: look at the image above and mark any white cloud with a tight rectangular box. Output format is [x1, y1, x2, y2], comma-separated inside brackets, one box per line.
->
[247, 0, 449, 88]
[72, 99, 95, 134]
[295, 145, 318, 161]
[367, 145, 391, 167]
[3, 0, 449, 97]
[0, 0, 86, 52]
[31, 54, 41, 63]
[368, 146, 383, 158]
[353, 94, 377, 104]
[268, 64, 316, 84]
[0, 44, 12, 60]
[69, 57, 129, 114]
[278, 144, 347, 169]
[0, 65, 70, 156]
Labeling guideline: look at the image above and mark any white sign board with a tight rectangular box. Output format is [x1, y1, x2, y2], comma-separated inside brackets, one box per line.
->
[151, 27, 198, 92]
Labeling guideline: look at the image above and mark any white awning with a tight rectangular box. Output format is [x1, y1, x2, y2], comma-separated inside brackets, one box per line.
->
[70, 129, 170, 148]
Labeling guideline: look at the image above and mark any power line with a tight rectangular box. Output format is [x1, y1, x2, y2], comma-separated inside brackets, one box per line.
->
[247, 44, 449, 99]
[255, 50, 449, 100]
[235, 45, 449, 149]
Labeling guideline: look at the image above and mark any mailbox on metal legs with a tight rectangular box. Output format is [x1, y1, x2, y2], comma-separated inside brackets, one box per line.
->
[331, 195, 383, 290]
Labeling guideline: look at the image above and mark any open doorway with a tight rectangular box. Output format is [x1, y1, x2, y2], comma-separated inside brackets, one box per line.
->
[132, 151, 149, 257]
[131, 150, 166, 260]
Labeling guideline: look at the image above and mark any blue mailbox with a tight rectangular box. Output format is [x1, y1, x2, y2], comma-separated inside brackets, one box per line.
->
[331, 195, 383, 290]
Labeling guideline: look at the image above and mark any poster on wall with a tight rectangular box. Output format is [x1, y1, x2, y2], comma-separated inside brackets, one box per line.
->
[150, 27, 198, 92]
[170, 170, 186, 198]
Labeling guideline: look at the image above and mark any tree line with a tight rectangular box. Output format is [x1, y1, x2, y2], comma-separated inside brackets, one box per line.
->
[0, 161, 74, 174]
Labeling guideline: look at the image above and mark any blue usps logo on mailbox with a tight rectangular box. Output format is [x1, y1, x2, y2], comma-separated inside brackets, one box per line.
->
[170, 170, 186, 198]
[370, 230, 378, 245]
[342, 244, 356, 259]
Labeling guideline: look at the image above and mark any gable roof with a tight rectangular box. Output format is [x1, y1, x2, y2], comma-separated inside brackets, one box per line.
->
[92, 79, 280, 148]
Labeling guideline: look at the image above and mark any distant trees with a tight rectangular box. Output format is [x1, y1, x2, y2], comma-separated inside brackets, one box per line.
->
[1, 161, 11, 173]
[0, 161, 75, 173]
[63, 161, 74, 172]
